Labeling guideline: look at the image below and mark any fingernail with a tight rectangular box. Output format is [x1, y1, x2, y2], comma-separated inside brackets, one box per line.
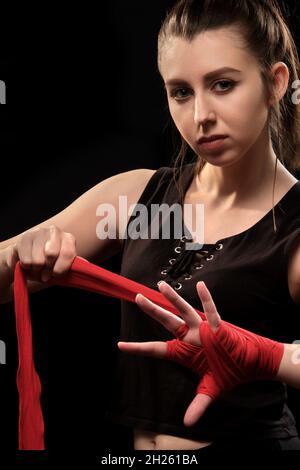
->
[157, 281, 165, 287]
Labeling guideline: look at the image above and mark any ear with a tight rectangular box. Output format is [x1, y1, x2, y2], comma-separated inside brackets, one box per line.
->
[268, 61, 290, 106]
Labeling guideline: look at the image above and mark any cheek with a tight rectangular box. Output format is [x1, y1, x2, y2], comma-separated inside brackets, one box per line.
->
[168, 102, 194, 138]
[228, 87, 269, 140]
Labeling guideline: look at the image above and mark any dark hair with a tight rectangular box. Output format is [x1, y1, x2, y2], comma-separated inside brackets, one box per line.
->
[157, 0, 300, 229]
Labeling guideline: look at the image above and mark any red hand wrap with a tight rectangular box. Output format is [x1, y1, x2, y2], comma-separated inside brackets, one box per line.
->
[200, 320, 284, 391]
[166, 334, 221, 400]
[166, 338, 208, 375]
[166, 319, 284, 402]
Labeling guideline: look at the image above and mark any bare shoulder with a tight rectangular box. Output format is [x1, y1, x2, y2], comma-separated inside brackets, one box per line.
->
[116, 168, 156, 198]
[115, 168, 157, 240]
[121, 168, 157, 197]
[96, 167, 156, 216]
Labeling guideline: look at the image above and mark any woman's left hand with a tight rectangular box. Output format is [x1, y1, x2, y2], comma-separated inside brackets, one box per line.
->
[118, 280, 222, 426]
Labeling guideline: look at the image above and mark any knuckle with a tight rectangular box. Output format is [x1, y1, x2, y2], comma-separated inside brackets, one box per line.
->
[19, 231, 32, 243]
[44, 245, 59, 258]
[60, 246, 76, 259]
[64, 232, 76, 244]
[34, 227, 46, 236]
[48, 224, 60, 234]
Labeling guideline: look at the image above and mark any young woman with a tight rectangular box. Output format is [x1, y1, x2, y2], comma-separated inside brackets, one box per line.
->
[1, 0, 300, 451]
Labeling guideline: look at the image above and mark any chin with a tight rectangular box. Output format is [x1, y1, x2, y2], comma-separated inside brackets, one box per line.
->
[198, 153, 229, 167]
[200, 150, 240, 168]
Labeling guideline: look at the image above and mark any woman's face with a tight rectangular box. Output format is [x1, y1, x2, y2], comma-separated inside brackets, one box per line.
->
[160, 27, 272, 167]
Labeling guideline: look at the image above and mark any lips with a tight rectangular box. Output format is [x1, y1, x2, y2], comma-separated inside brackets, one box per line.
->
[197, 135, 228, 144]
[197, 136, 228, 153]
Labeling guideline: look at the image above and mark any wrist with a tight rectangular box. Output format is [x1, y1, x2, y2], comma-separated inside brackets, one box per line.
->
[200, 321, 285, 391]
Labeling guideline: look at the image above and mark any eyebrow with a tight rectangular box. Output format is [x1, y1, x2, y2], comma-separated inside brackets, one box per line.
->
[164, 67, 242, 87]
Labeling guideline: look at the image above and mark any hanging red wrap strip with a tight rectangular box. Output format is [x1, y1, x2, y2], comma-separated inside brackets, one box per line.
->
[13, 256, 207, 450]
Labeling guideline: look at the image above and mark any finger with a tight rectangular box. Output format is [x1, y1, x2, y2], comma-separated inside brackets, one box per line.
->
[118, 341, 167, 359]
[44, 225, 62, 264]
[135, 293, 186, 337]
[5, 244, 19, 272]
[183, 393, 213, 427]
[30, 229, 48, 273]
[40, 227, 62, 281]
[196, 281, 221, 332]
[51, 233, 76, 277]
[157, 281, 201, 327]
[17, 231, 34, 269]
[31, 227, 60, 276]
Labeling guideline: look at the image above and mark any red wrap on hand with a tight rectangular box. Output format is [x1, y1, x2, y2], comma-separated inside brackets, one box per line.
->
[166, 319, 284, 401]
[200, 320, 284, 391]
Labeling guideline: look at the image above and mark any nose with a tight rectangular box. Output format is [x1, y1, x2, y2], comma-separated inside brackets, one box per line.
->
[193, 92, 216, 126]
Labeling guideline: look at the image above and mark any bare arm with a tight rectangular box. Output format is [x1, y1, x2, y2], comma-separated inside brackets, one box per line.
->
[0, 168, 156, 303]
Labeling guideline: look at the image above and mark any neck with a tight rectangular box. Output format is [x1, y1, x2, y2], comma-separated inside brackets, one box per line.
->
[197, 135, 279, 209]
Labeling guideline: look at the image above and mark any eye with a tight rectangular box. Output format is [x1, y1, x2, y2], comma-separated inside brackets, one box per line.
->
[169, 80, 236, 102]
[213, 80, 235, 92]
[170, 88, 191, 100]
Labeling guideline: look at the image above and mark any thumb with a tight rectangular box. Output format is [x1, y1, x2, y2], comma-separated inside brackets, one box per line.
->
[183, 371, 222, 426]
[117, 341, 167, 359]
[183, 393, 213, 427]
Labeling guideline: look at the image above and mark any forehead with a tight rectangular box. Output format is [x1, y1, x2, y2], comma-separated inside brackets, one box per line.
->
[160, 28, 256, 80]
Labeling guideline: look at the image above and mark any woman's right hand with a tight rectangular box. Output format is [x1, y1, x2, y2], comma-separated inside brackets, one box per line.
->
[5, 225, 77, 283]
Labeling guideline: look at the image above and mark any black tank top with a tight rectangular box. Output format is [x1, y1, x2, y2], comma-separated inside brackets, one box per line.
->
[106, 162, 300, 441]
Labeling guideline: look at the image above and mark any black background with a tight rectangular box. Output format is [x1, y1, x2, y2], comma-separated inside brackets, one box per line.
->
[0, 1, 300, 465]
